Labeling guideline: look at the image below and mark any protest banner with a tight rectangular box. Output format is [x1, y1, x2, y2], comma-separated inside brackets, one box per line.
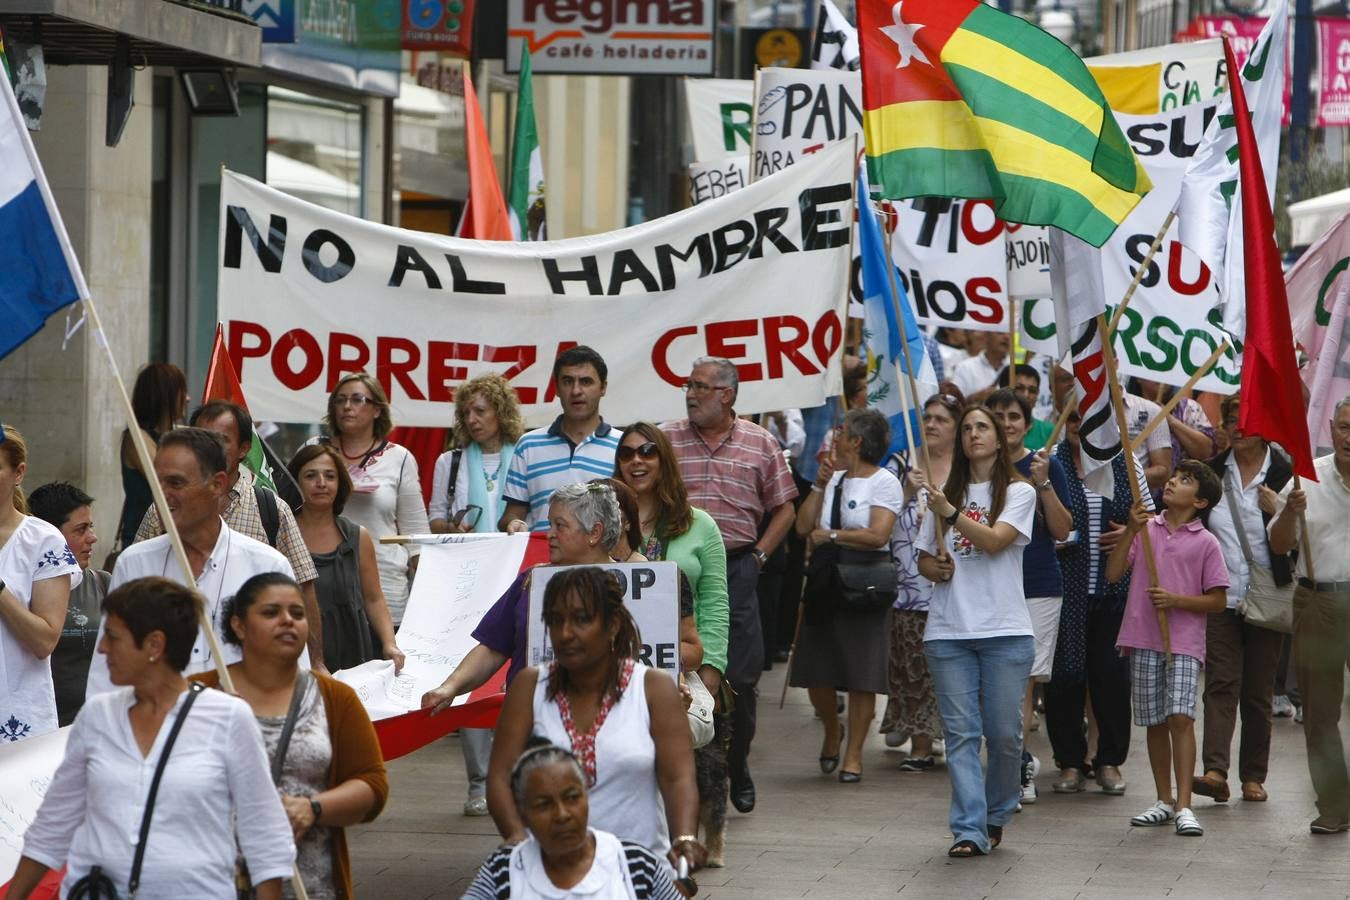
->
[1286, 210, 1350, 455]
[218, 140, 854, 429]
[1006, 224, 1053, 302]
[889, 197, 1012, 333]
[687, 155, 749, 207]
[1178, 16, 1291, 123]
[527, 562, 682, 681]
[684, 77, 753, 160]
[0, 726, 68, 889]
[752, 67, 862, 181]
[1087, 39, 1226, 115]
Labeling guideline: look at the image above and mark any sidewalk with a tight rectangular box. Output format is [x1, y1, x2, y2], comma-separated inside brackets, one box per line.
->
[350, 664, 1350, 899]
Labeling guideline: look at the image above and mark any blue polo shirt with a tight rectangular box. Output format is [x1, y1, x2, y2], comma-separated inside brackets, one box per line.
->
[503, 416, 621, 531]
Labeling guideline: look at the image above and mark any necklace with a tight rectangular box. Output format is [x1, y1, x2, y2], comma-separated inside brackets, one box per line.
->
[338, 435, 377, 461]
[483, 458, 502, 493]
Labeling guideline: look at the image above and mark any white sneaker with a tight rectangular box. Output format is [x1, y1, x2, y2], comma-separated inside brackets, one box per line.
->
[1295, 705, 1305, 724]
[1174, 807, 1203, 836]
[1272, 695, 1295, 718]
[1130, 801, 1175, 827]
[1020, 780, 1039, 805]
[463, 797, 488, 817]
[1028, 753, 1042, 779]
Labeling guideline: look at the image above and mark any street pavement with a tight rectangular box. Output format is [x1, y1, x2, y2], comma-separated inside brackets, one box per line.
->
[350, 663, 1350, 899]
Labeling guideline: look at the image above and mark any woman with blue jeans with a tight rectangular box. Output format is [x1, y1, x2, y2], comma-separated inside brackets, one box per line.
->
[917, 405, 1037, 858]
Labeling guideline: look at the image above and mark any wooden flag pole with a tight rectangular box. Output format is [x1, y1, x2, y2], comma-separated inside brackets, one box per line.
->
[1292, 475, 1317, 584]
[1095, 312, 1171, 662]
[1008, 297, 1018, 384]
[1042, 387, 1080, 453]
[1127, 341, 1231, 454]
[1107, 210, 1175, 336]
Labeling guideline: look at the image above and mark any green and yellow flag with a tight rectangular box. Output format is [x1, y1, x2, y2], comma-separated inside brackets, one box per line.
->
[858, 0, 1150, 247]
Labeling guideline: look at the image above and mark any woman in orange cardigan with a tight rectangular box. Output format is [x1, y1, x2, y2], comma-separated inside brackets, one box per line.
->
[197, 572, 389, 900]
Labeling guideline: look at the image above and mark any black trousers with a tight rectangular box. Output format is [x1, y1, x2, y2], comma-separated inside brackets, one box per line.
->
[1045, 606, 1132, 771]
[725, 552, 762, 775]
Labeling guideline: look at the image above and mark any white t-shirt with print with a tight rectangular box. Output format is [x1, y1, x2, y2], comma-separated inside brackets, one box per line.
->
[0, 516, 82, 742]
[916, 481, 1036, 641]
[816, 468, 904, 532]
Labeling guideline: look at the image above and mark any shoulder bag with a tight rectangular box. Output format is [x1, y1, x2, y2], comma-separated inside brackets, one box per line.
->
[1224, 471, 1295, 634]
[235, 670, 311, 899]
[802, 478, 898, 617]
[68, 683, 207, 900]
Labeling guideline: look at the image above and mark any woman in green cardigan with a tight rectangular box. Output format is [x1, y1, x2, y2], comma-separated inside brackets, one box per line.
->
[614, 422, 729, 700]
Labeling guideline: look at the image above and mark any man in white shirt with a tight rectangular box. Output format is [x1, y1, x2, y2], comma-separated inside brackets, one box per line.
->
[86, 427, 297, 697]
[950, 333, 1009, 404]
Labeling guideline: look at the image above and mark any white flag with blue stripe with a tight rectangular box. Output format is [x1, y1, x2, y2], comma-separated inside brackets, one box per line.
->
[0, 70, 86, 359]
[859, 171, 938, 457]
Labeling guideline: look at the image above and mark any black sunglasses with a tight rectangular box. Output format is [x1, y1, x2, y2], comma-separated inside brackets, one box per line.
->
[617, 442, 659, 463]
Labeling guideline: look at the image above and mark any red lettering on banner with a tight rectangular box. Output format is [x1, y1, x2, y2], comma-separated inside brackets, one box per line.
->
[228, 320, 271, 374]
[483, 345, 541, 404]
[1166, 241, 1212, 296]
[961, 200, 1003, 245]
[967, 277, 1004, 325]
[327, 332, 371, 390]
[377, 337, 425, 401]
[542, 342, 578, 404]
[763, 316, 818, 379]
[1074, 349, 1107, 412]
[812, 310, 842, 369]
[427, 342, 481, 403]
[707, 319, 764, 383]
[652, 326, 699, 388]
[274, 329, 324, 390]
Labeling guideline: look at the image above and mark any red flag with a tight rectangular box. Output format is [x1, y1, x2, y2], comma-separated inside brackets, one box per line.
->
[203, 323, 248, 410]
[1226, 37, 1316, 480]
[463, 66, 513, 242]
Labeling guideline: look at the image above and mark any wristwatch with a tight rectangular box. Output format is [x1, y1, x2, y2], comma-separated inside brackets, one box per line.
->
[751, 547, 768, 566]
[829, 531, 839, 543]
[944, 509, 960, 527]
[1037, 479, 1053, 492]
[309, 797, 323, 824]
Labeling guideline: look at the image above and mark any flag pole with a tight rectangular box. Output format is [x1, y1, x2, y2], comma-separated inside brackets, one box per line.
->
[1042, 386, 1079, 452]
[1126, 341, 1231, 453]
[1107, 211, 1175, 336]
[1095, 313, 1171, 662]
[881, 211, 932, 478]
[1008, 297, 1018, 385]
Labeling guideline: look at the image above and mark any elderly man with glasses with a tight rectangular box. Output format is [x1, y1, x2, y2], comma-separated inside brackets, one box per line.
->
[661, 357, 798, 815]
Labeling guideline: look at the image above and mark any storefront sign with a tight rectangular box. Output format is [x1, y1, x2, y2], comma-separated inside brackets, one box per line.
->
[506, 0, 715, 75]
[402, 0, 475, 54]
[1319, 18, 1350, 127]
[218, 140, 852, 427]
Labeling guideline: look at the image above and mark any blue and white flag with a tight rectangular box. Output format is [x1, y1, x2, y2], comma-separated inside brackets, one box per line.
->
[0, 70, 85, 360]
[859, 170, 939, 457]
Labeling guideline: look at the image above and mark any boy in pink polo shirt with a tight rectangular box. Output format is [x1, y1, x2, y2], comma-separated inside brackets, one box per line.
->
[1106, 461, 1229, 837]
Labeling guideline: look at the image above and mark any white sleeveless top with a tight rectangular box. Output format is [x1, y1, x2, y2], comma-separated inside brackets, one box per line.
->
[531, 662, 670, 858]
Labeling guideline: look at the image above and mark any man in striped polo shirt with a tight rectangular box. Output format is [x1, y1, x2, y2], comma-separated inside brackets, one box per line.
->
[500, 346, 621, 532]
[663, 356, 798, 814]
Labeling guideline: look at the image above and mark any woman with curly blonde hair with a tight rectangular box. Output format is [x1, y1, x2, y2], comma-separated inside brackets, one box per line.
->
[429, 374, 525, 535]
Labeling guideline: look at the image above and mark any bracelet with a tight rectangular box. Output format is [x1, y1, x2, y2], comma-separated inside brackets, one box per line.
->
[673, 834, 701, 846]
[810, 484, 824, 493]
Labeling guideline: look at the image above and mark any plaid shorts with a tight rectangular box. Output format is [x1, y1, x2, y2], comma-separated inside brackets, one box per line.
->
[1130, 649, 1200, 727]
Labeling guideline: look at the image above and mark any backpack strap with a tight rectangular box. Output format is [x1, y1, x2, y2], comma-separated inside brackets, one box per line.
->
[254, 484, 280, 549]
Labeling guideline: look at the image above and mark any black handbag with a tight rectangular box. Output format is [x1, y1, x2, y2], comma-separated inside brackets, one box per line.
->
[802, 478, 898, 618]
[68, 683, 206, 900]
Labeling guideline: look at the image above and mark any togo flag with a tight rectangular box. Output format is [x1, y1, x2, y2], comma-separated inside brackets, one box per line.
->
[508, 45, 545, 241]
[1175, 5, 1286, 342]
[0, 59, 85, 359]
[858, 0, 1150, 248]
[859, 170, 938, 457]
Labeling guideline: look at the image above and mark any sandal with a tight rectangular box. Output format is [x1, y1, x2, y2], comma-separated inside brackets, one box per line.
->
[987, 825, 1003, 849]
[947, 840, 986, 859]
[819, 725, 844, 774]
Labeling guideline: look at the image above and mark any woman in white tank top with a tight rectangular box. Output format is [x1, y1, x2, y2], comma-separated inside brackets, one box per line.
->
[485, 566, 705, 872]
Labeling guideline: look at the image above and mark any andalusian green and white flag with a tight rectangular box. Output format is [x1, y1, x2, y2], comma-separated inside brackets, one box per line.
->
[1175, 5, 1287, 341]
[508, 46, 545, 241]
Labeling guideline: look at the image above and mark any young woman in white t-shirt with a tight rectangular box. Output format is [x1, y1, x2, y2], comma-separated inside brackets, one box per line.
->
[916, 406, 1037, 859]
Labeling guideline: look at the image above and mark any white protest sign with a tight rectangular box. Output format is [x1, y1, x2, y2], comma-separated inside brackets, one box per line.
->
[753, 67, 862, 181]
[688, 155, 749, 207]
[527, 562, 682, 681]
[684, 78, 753, 160]
[1006, 224, 1053, 301]
[0, 726, 68, 880]
[335, 534, 528, 720]
[889, 197, 1011, 333]
[218, 140, 854, 428]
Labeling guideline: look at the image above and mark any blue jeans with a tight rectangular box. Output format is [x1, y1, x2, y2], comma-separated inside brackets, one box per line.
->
[925, 635, 1035, 851]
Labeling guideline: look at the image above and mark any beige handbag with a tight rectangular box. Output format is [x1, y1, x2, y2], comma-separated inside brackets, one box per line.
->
[1224, 473, 1294, 634]
[684, 672, 715, 749]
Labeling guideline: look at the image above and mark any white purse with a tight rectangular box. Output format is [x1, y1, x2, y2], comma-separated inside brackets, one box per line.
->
[684, 672, 715, 749]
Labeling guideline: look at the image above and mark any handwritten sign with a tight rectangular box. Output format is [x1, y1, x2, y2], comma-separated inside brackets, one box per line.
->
[0, 726, 69, 882]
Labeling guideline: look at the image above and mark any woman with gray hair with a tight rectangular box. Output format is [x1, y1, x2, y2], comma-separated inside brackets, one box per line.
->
[790, 408, 903, 783]
[463, 741, 685, 899]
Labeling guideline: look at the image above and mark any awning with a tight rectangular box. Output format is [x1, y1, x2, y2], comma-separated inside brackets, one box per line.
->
[0, 0, 260, 68]
[1289, 186, 1350, 248]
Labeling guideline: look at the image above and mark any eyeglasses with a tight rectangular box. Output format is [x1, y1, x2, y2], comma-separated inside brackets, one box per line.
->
[683, 380, 727, 394]
[617, 442, 659, 463]
[334, 394, 376, 407]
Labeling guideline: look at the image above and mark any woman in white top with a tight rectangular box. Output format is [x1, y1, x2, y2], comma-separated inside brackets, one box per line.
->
[0, 426, 81, 743]
[916, 405, 1037, 859]
[463, 741, 684, 900]
[486, 566, 704, 869]
[790, 409, 902, 784]
[429, 373, 523, 535]
[10, 576, 295, 899]
[315, 373, 430, 624]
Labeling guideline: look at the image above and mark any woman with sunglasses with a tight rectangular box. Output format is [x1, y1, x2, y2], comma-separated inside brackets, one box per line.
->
[429, 374, 523, 536]
[288, 444, 403, 675]
[312, 373, 430, 626]
[613, 424, 729, 699]
[916, 405, 1037, 858]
